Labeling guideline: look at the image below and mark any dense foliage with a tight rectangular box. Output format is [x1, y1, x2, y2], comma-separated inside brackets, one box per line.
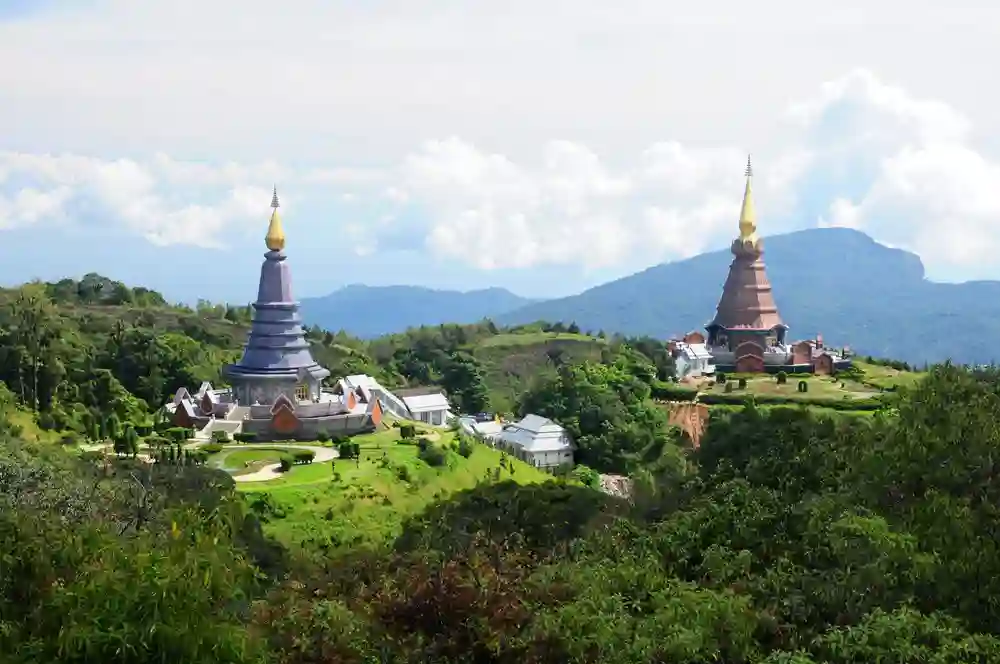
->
[1, 275, 997, 662]
[0, 277, 680, 430]
[3, 364, 1000, 662]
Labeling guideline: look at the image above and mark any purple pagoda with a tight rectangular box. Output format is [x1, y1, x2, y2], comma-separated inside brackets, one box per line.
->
[223, 187, 331, 404]
[165, 189, 385, 441]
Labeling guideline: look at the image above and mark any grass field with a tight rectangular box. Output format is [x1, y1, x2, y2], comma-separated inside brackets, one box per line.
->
[853, 360, 925, 390]
[210, 446, 312, 475]
[478, 332, 605, 348]
[704, 373, 879, 400]
[238, 428, 554, 549]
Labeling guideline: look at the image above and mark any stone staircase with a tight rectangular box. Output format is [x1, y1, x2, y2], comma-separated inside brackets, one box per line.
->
[193, 411, 246, 441]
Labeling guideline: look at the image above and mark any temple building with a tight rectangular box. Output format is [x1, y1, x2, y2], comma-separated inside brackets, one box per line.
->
[165, 189, 386, 440]
[683, 158, 851, 375]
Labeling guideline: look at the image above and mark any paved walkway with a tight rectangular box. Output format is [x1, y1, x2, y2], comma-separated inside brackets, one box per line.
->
[229, 444, 338, 483]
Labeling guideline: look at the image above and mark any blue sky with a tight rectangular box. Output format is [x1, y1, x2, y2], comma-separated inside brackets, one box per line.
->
[3, 1, 1000, 304]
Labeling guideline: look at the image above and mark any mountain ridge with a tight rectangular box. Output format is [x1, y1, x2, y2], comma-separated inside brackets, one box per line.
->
[299, 228, 1000, 365]
[300, 284, 537, 338]
[498, 227, 995, 365]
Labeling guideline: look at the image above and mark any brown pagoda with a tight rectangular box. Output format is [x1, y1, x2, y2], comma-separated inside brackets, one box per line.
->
[705, 157, 788, 373]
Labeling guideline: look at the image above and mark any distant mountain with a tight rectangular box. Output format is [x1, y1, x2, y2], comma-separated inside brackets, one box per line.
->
[497, 227, 1000, 366]
[300, 284, 538, 338]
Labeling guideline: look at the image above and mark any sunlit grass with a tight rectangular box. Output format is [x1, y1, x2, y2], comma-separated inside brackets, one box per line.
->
[239, 428, 553, 548]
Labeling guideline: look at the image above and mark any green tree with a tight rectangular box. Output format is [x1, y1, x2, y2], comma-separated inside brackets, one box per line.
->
[441, 351, 489, 415]
[124, 425, 139, 457]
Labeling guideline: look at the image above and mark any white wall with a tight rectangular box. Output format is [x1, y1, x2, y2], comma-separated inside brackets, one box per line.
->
[527, 448, 574, 469]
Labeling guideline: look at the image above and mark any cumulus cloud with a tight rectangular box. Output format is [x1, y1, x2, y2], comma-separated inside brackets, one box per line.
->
[0, 153, 300, 247]
[789, 70, 1000, 278]
[2, 68, 1000, 282]
[394, 138, 747, 269]
[387, 69, 1000, 280]
[0, 186, 72, 229]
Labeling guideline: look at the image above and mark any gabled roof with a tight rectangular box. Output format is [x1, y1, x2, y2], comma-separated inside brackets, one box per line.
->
[270, 393, 296, 414]
[401, 392, 450, 413]
[472, 420, 503, 437]
[513, 414, 563, 434]
[173, 387, 192, 405]
[344, 374, 379, 390]
[177, 400, 197, 418]
[677, 342, 713, 361]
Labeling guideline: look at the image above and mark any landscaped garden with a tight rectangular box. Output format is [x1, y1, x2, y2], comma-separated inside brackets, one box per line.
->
[237, 427, 553, 549]
[209, 445, 320, 476]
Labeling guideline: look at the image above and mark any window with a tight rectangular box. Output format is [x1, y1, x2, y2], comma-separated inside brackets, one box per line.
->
[295, 384, 309, 401]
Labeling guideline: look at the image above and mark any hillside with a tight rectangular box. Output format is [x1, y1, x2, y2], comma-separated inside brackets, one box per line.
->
[235, 426, 553, 550]
[469, 332, 609, 412]
[0, 275, 656, 434]
[495, 227, 1000, 365]
[7, 273, 1000, 663]
[300, 284, 537, 338]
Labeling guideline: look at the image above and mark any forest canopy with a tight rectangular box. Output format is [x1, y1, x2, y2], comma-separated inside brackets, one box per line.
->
[0, 276, 997, 663]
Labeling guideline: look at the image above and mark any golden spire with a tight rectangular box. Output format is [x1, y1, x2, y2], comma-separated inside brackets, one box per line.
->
[738, 154, 757, 242]
[265, 185, 286, 252]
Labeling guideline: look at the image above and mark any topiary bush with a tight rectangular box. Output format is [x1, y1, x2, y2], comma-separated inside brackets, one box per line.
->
[738, 378, 748, 390]
[418, 445, 447, 467]
[337, 441, 360, 459]
[400, 424, 416, 439]
[292, 449, 316, 464]
[724, 382, 734, 393]
[457, 437, 474, 458]
[164, 427, 192, 443]
[278, 454, 294, 472]
[315, 430, 330, 443]
[233, 432, 257, 443]
[716, 372, 727, 384]
[210, 429, 230, 444]
[776, 371, 787, 385]
[201, 443, 224, 454]
[798, 380, 809, 393]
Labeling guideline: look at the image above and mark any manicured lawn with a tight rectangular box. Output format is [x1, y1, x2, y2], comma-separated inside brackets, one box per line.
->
[853, 361, 925, 390]
[239, 428, 554, 549]
[478, 332, 603, 348]
[213, 446, 310, 472]
[705, 374, 879, 400]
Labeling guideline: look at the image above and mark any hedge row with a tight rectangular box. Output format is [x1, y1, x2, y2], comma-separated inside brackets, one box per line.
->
[697, 392, 885, 411]
[650, 381, 699, 402]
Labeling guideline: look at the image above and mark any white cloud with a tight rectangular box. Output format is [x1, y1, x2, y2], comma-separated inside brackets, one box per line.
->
[394, 137, 749, 269]
[4, 0, 1000, 164]
[2, 64, 1000, 282]
[790, 70, 1000, 278]
[0, 186, 73, 229]
[0, 152, 284, 247]
[383, 70, 1000, 280]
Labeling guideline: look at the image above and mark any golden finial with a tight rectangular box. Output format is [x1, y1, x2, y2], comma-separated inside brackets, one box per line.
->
[265, 186, 286, 252]
[738, 155, 757, 242]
